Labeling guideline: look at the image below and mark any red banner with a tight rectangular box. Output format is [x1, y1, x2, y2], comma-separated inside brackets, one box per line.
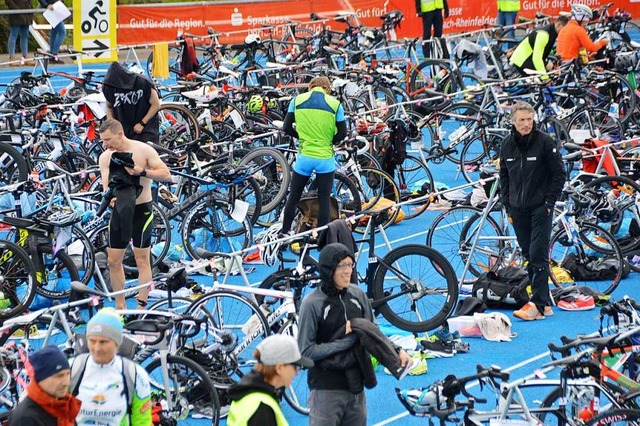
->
[117, 0, 640, 46]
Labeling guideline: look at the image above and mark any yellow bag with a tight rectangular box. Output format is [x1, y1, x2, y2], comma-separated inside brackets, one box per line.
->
[550, 265, 574, 284]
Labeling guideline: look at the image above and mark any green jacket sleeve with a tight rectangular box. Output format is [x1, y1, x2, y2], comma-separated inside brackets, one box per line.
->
[127, 365, 152, 426]
[532, 30, 550, 79]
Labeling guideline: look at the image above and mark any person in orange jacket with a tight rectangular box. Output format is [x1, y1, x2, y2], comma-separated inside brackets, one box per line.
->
[556, 4, 607, 61]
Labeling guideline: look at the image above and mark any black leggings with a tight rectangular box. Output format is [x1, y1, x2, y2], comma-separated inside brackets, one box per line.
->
[281, 171, 334, 233]
[421, 10, 445, 58]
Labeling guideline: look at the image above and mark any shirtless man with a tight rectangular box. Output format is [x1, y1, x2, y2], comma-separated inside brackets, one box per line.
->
[98, 118, 171, 309]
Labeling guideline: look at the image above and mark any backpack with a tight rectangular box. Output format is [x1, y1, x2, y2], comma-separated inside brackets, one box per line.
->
[471, 266, 530, 308]
[561, 254, 630, 281]
[70, 353, 137, 421]
[295, 191, 339, 233]
[380, 119, 409, 169]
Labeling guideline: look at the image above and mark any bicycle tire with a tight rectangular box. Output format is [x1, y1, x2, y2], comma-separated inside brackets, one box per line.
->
[0, 240, 36, 319]
[350, 167, 400, 233]
[371, 244, 459, 332]
[308, 170, 363, 220]
[426, 102, 483, 164]
[0, 315, 70, 350]
[146, 296, 194, 315]
[396, 154, 434, 220]
[182, 290, 271, 385]
[0, 142, 28, 186]
[181, 196, 253, 261]
[581, 175, 640, 256]
[548, 222, 624, 295]
[566, 107, 624, 143]
[34, 245, 80, 299]
[144, 355, 221, 425]
[459, 210, 515, 276]
[278, 318, 310, 415]
[238, 147, 291, 214]
[157, 103, 201, 151]
[585, 408, 640, 425]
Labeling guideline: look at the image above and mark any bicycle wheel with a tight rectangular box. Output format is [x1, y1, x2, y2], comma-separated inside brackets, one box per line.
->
[183, 290, 270, 385]
[426, 206, 486, 280]
[238, 147, 291, 214]
[548, 222, 624, 295]
[308, 171, 363, 220]
[181, 196, 253, 261]
[581, 175, 640, 256]
[567, 107, 623, 143]
[430, 103, 482, 164]
[158, 103, 201, 151]
[0, 315, 70, 349]
[146, 297, 194, 315]
[0, 240, 36, 319]
[396, 154, 434, 220]
[145, 355, 220, 425]
[585, 409, 640, 425]
[459, 133, 503, 184]
[371, 244, 459, 332]
[351, 167, 400, 232]
[34, 246, 80, 299]
[0, 142, 27, 186]
[459, 210, 517, 276]
[277, 318, 310, 415]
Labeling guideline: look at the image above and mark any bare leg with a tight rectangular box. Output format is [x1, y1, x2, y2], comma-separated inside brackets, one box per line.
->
[107, 248, 126, 309]
[133, 247, 152, 309]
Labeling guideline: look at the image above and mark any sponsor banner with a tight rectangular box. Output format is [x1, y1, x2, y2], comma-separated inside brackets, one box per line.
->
[117, 0, 640, 45]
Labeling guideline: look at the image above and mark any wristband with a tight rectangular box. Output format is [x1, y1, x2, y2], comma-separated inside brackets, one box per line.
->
[139, 120, 147, 126]
[140, 169, 147, 177]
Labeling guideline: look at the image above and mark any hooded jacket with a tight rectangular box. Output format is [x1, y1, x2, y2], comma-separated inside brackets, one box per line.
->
[227, 370, 284, 426]
[499, 127, 565, 211]
[102, 62, 159, 143]
[297, 243, 375, 392]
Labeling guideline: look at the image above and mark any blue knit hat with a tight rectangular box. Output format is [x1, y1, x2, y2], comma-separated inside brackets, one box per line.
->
[86, 309, 123, 346]
[29, 346, 70, 382]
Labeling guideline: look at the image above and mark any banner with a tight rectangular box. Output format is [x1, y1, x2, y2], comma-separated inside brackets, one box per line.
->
[117, 0, 640, 46]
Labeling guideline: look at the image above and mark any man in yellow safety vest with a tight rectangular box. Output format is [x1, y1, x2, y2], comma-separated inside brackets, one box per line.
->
[415, 0, 449, 58]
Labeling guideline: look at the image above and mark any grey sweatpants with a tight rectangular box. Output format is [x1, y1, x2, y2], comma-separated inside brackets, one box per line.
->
[308, 389, 366, 426]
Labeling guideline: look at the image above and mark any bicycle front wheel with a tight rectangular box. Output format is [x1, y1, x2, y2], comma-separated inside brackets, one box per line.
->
[549, 222, 624, 295]
[145, 355, 220, 425]
[372, 244, 458, 332]
[585, 409, 640, 425]
[0, 240, 36, 319]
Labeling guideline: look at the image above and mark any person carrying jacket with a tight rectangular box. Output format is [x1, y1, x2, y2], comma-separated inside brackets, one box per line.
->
[415, 0, 449, 58]
[556, 4, 607, 61]
[509, 16, 569, 79]
[9, 346, 81, 426]
[499, 102, 565, 321]
[297, 243, 412, 426]
[227, 334, 313, 426]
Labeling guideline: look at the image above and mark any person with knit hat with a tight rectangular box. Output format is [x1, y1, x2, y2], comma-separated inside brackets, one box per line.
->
[9, 346, 81, 426]
[72, 309, 152, 426]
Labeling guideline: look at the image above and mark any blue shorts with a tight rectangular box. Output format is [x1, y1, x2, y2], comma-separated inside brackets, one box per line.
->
[293, 153, 335, 176]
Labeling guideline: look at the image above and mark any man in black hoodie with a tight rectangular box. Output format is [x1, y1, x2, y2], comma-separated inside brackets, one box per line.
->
[499, 102, 565, 321]
[298, 243, 412, 426]
[102, 62, 161, 143]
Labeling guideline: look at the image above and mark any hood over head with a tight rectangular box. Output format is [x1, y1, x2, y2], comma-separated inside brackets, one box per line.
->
[318, 243, 355, 296]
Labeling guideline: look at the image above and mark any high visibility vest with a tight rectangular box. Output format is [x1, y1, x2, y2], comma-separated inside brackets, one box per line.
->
[293, 87, 341, 159]
[498, 0, 520, 12]
[227, 392, 289, 426]
[421, 0, 444, 13]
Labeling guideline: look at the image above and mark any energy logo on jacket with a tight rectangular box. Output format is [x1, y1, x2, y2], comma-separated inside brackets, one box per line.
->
[91, 394, 107, 405]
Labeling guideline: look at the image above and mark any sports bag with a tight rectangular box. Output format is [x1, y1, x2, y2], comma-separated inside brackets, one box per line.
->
[471, 266, 530, 308]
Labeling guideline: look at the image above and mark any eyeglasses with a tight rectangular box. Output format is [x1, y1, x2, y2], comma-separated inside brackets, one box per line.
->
[288, 364, 301, 372]
[336, 263, 355, 270]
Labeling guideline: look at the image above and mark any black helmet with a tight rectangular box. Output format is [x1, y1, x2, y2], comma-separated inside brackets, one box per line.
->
[615, 52, 638, 73]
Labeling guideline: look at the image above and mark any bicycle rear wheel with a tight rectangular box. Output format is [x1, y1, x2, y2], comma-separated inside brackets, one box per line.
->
[585, 409, 640, 425]
[371, 244, 458, 332]
[0, 240, 36, 319]
[145, 355, 220, 425]
[396, 154, 434, 220]
[238, 147, 291, 214]
[548, 222, 624, 295]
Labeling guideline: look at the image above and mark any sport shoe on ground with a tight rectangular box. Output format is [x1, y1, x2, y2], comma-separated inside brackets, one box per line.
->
[419, 340, 455, 358]
[430, 326, 453, 343]
[558, 296, 595, 311]
[513, 302, 545, 321]
[544, 306, 554, 317]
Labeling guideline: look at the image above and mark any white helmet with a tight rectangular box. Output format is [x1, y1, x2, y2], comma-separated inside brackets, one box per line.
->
[571, 4, 593, 22]
[245, 34, 261, 45]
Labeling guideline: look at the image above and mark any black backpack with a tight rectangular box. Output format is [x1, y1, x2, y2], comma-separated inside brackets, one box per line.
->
[471, 266, 531, 308]
[381, 119, 408, 168]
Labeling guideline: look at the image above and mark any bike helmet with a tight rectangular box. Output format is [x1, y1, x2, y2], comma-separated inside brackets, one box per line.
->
[615, 52, 638, 73]
[571, 4, 593, 22]
[247, 94, 264, 113]
[244, 34, 261, 45]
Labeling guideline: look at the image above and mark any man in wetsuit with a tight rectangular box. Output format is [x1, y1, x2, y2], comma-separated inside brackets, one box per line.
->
[98, 118, 171, 309]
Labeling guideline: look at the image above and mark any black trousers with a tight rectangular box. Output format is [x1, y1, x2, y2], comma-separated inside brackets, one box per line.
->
[281, 170, 334, 234]
[421, 10, 443, 58]
[510, 204, 553, 311]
